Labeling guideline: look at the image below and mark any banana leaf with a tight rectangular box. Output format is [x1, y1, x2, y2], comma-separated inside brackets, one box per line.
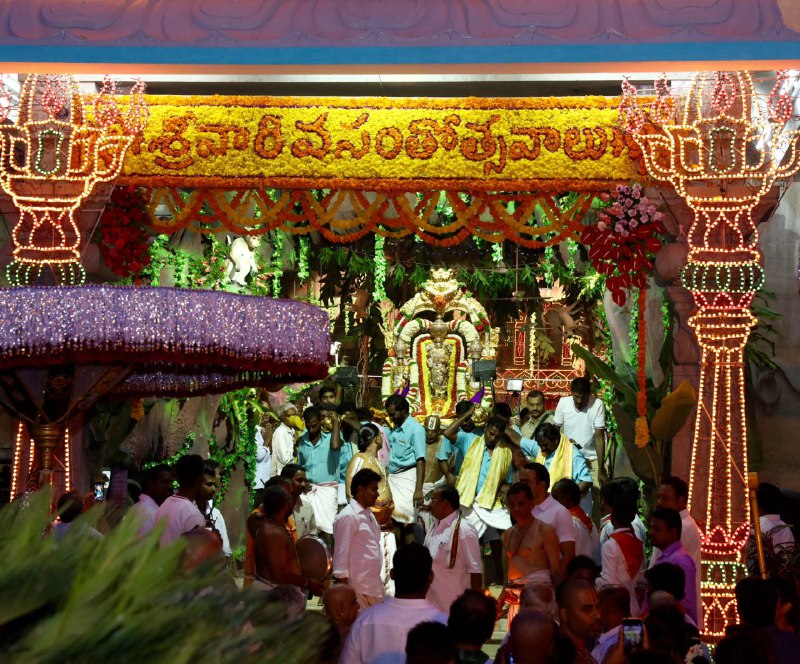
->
[612, 404, 663, 485]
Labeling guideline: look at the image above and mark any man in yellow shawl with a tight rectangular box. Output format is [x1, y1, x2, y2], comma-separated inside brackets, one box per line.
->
[534, 423, 592, 517]
[456, 416, 514, 585]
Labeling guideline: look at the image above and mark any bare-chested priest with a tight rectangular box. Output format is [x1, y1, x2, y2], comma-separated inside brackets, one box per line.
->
[502, 481, 560, 628]
[251, 485, 325, 602]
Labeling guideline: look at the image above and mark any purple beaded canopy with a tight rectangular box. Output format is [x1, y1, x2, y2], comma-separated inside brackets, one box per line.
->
[0, 285, 330, 400]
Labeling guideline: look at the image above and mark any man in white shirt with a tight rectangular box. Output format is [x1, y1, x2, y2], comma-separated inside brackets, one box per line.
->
[199, 460, 231, 557]
[253, 424, 271, 492]
[424, 484, 483, 612]
[333, 468, 385, 608]
[654, 476, 702, 618]
[597, 495, 645, 616]
[599, 477, 646, 545]
[271, 403, 299, 477]
[155, 454, 206, 548]
[128, 464, 173, 537]
[552, 478, 600, 563]
[519, 462, 576, 576]
[755, 482, 796, 552]
[341, 543, 447, 664]
[553, 377, 606, 522]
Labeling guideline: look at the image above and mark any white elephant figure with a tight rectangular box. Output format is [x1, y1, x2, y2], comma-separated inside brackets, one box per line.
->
[224, 235, 260, 286]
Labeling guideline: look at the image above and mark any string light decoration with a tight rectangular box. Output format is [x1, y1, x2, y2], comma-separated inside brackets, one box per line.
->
[10, 421, 73, 497]
[63, 427, 71, 492]
[0, 74, 146, 286]
[768, 70, 795, 125]
[10, 420, 24, 498]
[619, 78, 645, 134]
[628, 71, 800, 638]
[651, 73, 676, 125]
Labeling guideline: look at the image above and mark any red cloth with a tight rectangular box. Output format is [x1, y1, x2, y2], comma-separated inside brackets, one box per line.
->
[610, 528, 644, 579]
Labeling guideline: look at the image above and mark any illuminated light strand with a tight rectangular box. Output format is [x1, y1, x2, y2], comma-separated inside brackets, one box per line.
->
[0, 74, 145, 286]
[0, 78, 11, 123]
[94, 74, 120, 131]
[651, 73, 676, 125]
[768, 70, 794, 125]
[619, 78, 645, 135]
[10, 421, 24, 498]
[708, 126, 737, 174]
[63, 427, 71, 492]
[710, 71, 738, 115]
[42, 74, 67, 118]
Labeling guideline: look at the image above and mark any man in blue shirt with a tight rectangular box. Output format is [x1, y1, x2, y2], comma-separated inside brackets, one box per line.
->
[437, 400, 483, 483]
[384, 394, 426, 543]
[296, 406, 342, 545]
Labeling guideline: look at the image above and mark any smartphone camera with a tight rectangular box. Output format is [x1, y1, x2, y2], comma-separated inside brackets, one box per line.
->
[622, 618, 644, 653]
[93, 482, 105, 502]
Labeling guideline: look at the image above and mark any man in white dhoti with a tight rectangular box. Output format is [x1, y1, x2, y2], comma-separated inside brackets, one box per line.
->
[455, 416, 514, 586]
[384, 395, 427, 544]
[424, 484, 483, 612]
[296, 406, 343, 546]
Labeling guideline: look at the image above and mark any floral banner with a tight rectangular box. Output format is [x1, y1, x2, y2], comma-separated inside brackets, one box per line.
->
[119, 95, 646, 191]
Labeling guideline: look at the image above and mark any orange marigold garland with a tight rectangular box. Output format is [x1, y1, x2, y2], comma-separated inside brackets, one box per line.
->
[98, 186, 152, 279]
[635, 286, 649, 448]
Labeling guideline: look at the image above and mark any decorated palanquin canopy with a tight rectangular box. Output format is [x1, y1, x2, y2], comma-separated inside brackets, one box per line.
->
[117, 94, 648, 246]
[0, 285, 330, 420]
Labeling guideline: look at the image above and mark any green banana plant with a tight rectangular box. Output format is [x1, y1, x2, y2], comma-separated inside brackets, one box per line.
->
[571, 315, 695, 488]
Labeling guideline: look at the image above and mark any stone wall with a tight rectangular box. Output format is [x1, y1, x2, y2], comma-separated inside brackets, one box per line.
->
[752, 182, 800, 491]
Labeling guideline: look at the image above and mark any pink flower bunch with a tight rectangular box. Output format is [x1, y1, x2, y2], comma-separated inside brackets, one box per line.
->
[581, 183, 665, 306]
[595, 184, 663, 237]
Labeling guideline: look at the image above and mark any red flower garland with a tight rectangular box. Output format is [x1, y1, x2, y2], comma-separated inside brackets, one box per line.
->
[581, 183, 663, 306]
[98, 186, 152, 279]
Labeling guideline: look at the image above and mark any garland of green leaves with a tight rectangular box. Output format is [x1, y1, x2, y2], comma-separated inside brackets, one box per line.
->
[374, 235, 387, 302]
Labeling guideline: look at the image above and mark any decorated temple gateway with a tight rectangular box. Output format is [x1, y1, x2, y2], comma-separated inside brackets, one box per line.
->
[2, 2, 800, 656]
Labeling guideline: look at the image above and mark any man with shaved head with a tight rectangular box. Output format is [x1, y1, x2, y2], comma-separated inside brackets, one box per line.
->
[557, 578, 603, 663]
[592, 585, 630, 664]
[323, 584, 360, 654]
[508, 609, 556, 664]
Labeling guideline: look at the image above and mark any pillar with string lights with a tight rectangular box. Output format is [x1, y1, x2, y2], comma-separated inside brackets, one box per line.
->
[630, 71, 800, 638]
[10, 421, 72, 501]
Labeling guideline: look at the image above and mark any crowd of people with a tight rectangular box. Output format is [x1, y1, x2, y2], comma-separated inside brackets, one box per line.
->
[49, 377, 799, 663]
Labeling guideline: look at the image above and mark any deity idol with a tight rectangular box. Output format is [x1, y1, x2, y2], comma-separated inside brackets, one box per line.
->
[427, 318, 451, 401]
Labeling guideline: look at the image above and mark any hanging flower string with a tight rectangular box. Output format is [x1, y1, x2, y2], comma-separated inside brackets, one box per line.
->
[374, 234, 387, 302]
[635, 286, 649, 448]
[297, 236, 310, 281]
[491, 242, 503, 266]
[271, 231, 284, 297]
[581, 183, 664, 307]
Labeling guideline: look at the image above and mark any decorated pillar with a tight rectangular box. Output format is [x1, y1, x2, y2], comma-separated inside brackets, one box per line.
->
[632, 71, 800, 637]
